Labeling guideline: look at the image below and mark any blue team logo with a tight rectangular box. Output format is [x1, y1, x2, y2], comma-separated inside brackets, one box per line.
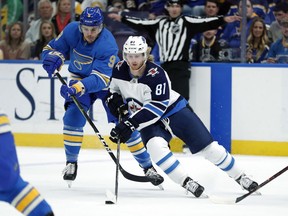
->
[72, 49, 93, 70]
[147, 68, 159, 77]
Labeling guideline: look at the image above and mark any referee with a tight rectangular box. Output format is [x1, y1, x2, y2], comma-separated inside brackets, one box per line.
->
[108, 0, 240, 100]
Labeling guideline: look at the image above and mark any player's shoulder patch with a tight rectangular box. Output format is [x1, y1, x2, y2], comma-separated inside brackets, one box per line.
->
[115, 60, 125, 70]
[146, 67, 159, 77]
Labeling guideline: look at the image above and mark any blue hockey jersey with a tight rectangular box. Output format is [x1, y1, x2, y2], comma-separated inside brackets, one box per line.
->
[42, 21, 119, 93]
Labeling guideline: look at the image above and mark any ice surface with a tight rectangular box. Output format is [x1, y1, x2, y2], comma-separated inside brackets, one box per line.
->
[0, 147, 287, 216]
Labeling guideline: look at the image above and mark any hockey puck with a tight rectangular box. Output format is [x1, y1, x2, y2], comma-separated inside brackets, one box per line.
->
[105, 200, 115, 204]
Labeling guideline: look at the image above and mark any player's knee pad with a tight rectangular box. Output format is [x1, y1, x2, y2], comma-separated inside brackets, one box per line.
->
[201, 141, 227, 164]
[201, 141, 242, 178]
[146, 137, 187, 185]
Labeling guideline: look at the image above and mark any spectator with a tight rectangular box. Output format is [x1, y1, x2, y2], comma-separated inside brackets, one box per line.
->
[264, 0, 280, 24]
[246, 17, 270, 63]
[31, 21, 56, 60]
[25, 0, 53, 44]
[81, 0, 108, 12]
[227, 0, 267, 20]
[266, 16, 288, 63]
[267, 2, 288, 43]
[52, 0, 80, 36]
[192, 29, 227, 62]
[107, 0, 129, 13]
[108, 0, 241, 101]
[0, 49, 3, 60]
[183, 0, 206, 16]
[221, 0, 257, 48]
[204, 0, 219, 17]
[0, 22, 31, 60]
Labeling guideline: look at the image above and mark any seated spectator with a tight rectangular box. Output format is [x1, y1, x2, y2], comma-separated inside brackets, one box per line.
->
[264, 0, 280, 24]
[0, 49, 3, 60]
[192, 29, 227, 62]
[221, 0, 257, 48]
[226, 0, 267, 20]
[266, 16, 288, 63]
[267, 2, 288, 43]
[31, 21, 56, 60]
[51, 0, 80, 35]
[246, 17, 270, 63]
[107, 0, 129, 13]
[81, 0, 108, 12]
[204, 0, 219, 17]
[25, 0, 53, 44]
[0, 22, 31, 60]
[184, 0, 206, 16]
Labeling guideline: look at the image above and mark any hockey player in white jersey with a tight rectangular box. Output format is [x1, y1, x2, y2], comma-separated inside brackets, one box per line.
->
[106, 36, 259, 198]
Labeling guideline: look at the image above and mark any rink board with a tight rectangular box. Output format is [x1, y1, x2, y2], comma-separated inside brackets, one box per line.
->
[0, 61, 288, 155]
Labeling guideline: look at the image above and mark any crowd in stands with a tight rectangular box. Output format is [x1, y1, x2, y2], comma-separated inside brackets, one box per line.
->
[0, 0, 287, 63]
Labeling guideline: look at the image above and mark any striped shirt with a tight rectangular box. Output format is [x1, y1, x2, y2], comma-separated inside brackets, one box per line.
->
[122, 15, 226, 62]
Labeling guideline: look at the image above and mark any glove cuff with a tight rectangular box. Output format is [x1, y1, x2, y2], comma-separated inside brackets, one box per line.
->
[72, 81, 85, 96]
[127, 118, 139, 130]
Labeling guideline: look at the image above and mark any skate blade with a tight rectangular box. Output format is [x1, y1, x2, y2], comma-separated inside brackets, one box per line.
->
[157, 184, 164, 190]
[66, 180, 73, 188]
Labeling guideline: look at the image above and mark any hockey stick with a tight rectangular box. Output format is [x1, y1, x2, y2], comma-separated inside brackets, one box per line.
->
[210, 165, 288, 204]
[55, 72, 149, 182]
[114, 114, 121, 202]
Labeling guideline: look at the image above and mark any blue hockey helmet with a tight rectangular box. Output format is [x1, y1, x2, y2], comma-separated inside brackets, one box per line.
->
[80, 7, 104, 27]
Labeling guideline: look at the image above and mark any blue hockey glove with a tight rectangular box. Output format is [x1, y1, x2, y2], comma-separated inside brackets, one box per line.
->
[43, 51, 65, 78]
[109, 118, 139, 144]
[106, 92, 128, 118]
[60, 80, 85, 100]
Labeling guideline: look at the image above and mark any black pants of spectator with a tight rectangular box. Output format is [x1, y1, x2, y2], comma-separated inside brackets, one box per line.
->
[161, 61, 191, 101]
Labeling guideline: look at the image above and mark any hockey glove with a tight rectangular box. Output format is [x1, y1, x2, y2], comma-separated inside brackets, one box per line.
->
[110, 118, 139, 144]
[60, 80, 85, 100]
[43, 51, 65, 78]
[106, 92, 128, 117]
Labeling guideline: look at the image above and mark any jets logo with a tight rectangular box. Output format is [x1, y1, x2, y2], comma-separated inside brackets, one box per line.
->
[127, 99, 142, 113]
[147, 68, 159, 77]
[115, 60, 124, 70]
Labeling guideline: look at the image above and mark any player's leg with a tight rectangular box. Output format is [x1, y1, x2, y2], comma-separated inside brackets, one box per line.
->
[99, 91, 164, 186]
[141, 124, 204, 197]
[0, 113, 54, 216]
[126, 130, 164, 186]
[62, 97, 90, 183]
[170, 106, 258, 192]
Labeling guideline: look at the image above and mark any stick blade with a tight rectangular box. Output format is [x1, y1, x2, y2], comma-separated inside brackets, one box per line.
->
[105, 190, 117, 204]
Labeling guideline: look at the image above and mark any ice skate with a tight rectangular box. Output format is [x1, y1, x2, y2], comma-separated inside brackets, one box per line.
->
[236, 173, 258, 192]
[182, 177, 205, 198]
[144, 166, 164, 190]
[62, 162, 78, 188]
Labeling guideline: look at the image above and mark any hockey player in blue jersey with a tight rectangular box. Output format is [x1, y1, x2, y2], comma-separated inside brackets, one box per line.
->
[106, 36, 259, 197]
[0, 109, 54, 216]
[42, 6, 163, 187]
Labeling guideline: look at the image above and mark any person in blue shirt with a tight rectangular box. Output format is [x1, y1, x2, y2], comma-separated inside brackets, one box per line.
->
[266, 16, 288, 63]
[42, 6, 164, 187]
[221, 0, 257, 49]
[0, 109, 54, 216]
[106, 35, 259, 198]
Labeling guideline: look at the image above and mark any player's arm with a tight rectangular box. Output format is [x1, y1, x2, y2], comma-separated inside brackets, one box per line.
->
[185, 15, 241, 33]
[42, 23, 74, 78]
[130, 77, 170, 130]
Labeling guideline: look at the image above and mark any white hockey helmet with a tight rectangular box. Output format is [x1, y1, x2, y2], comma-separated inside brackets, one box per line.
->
[123, 36, 148, 57]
